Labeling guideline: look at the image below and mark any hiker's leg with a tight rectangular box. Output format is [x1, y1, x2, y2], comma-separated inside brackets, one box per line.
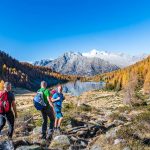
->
[54, 118, 59, 128]
[0, 115, 6, 132]
[47, 108, 55, 130]
[58, 117, 63, 128]
[6, 112, 14, 138]
[57, 109, 63, 128]
[41, 109, 47, 138]
[46, 108, 55, 139]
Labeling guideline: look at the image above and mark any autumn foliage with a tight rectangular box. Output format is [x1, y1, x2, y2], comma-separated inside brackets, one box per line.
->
[0, 50, 79, 90]
[92, 55, 150, 94]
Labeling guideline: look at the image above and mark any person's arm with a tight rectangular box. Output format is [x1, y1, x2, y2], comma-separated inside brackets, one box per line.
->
[47, 96, 54, 107]
[46, 90, 54, 108]
[12, 101, 18, 118]
[51, 97, 60, 102]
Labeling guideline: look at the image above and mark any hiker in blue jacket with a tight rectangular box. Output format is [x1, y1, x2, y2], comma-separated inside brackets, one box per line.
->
[51, 85, 65, 133]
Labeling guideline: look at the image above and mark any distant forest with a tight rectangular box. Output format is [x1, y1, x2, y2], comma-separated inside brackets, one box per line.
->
[0, 50, 79, 91]
[89, 55, 150, 94]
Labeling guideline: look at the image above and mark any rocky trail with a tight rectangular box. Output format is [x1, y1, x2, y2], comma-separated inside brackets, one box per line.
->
[0, 89, 150, 150]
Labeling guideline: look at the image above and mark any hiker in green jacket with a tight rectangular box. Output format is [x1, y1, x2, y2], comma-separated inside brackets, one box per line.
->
[39, 81, 55, 140]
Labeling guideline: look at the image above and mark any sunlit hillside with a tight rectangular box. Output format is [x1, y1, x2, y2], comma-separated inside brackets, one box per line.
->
[0, 50, 79, 91]
[90, 55, 150, 94]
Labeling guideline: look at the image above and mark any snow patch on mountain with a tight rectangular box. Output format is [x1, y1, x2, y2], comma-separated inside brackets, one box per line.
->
[82, 49, 148, 67]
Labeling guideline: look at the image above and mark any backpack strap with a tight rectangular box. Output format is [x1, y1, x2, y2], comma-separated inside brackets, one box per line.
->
[0, 91, 7, 101]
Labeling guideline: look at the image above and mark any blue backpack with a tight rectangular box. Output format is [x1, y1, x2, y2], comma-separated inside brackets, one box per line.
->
[33, 90, 46, 110]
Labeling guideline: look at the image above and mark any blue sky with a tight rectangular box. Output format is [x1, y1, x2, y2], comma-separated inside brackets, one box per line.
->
[0, 0, 150, 61]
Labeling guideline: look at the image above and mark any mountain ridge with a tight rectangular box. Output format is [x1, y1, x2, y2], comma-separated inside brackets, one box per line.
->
[34, 50, 147, 68]
[45, 52, 119, 76]
[33, 50, 148, 76]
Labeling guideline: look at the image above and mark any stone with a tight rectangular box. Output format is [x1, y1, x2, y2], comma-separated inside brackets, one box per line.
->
[113, 120, 124, 126]
[106, 127, 119, 139]
[16, 145, 41, 150]
[76, 130, 88, 137]
[90, 144, 103, 150]
[122, 147, 131, 150]
[114, 138, 125, 145]
[32, 127, 41, 135]
[50, 135, 70, 149]
[0, 140, 14, 150]
[124, 122, 132, 126]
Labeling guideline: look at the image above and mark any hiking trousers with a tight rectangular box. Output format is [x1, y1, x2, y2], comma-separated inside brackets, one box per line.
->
[0, 111, 15, 138]
[41, 107, 55, 137]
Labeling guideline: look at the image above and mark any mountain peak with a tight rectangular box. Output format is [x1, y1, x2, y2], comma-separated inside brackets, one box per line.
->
[82, 49, 148, 67]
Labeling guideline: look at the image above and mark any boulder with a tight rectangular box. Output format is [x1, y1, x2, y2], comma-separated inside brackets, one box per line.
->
[50, 135, 70, 149]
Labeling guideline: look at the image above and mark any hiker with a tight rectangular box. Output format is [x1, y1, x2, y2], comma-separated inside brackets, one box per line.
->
[38, 81, 55, 139]
[51, 85, 65, 133]
[0, 82, 17, 139]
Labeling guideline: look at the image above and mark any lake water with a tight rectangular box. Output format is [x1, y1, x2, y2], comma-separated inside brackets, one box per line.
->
[61, 81, 105, 96]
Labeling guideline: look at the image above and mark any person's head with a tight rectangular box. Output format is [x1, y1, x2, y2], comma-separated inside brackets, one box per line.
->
[57, 85, 63, 93]
[41, 81, 47, 89]
[4, 82, 12, 91]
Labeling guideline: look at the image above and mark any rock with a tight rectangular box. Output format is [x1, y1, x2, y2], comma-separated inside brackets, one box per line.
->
[105, 111, 113, 118]
[32, 127, 41, 135]
[66, 124, 72, 129]
[80, 141, 87, 147]
[0, 140, 14, 150]
[68, 145, 86, 150]
[90, 144, 103, 150]
[16, 145, 41, 150]
[122, 147, 131, 150]
[0, 140, 15, 150]
[113, 120, 124, 126]
[50, 135, 70, 149]
[70, 136, 78, 142]
[106, 127, 119, 139]
[76, 130, 88, 137]
[32, 127, 42, 144]
[114, 138, 125, 145]
[124, 122, 132, 126]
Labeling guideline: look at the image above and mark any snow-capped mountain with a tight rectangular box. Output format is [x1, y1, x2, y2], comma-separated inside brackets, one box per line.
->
[82, 49, 148, 68]
[44, 52, 119, 76]
[33, 50, 148, 76]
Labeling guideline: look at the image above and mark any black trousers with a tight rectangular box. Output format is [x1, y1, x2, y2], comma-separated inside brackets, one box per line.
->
[0, 111, 15, 138]
[41, 107, 55, 137]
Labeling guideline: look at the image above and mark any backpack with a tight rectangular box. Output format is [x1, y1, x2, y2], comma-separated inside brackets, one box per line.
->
[33, 90, 46, 111]
[0, 91, 10, 114]
[49, 89, 57, 101]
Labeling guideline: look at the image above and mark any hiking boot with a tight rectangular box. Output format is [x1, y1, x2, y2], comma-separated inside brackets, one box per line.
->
[46, 129, 53, 140]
